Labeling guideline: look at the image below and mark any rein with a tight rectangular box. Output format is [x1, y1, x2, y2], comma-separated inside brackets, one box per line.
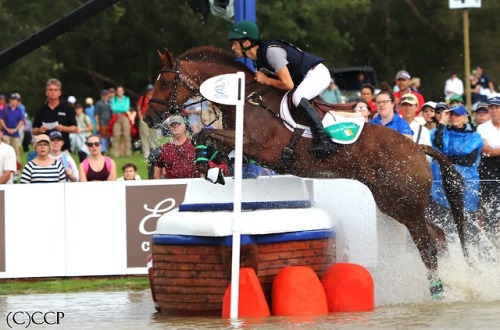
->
[246, 86, 295, 129]
[148, 58, 199, 120]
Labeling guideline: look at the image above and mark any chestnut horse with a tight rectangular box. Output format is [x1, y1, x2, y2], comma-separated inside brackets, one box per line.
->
[144, 46, 466, 298]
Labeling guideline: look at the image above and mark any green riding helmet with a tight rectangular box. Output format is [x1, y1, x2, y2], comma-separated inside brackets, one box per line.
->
[228, 20, 261, 41]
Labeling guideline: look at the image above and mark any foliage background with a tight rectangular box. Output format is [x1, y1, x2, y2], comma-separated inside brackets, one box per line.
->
[0, 0, 499, 116]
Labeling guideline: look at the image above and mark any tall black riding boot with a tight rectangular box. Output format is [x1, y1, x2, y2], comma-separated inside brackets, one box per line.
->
[298, 98, 337, 157]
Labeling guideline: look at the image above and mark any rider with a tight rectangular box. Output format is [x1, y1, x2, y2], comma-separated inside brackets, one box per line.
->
[228, 20, 337, 157]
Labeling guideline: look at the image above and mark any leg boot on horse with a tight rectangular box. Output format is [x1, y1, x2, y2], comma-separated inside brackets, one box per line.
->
[298, 98, 337, 157]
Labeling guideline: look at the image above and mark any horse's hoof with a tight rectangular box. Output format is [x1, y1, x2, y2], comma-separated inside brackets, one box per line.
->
[429, 279, 444, 300]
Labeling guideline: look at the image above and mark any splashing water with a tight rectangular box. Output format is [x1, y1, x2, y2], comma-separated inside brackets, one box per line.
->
[368, 211, 500, 307]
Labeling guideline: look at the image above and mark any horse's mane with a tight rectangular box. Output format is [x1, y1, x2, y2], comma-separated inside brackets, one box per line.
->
[178, 45, 250, 71]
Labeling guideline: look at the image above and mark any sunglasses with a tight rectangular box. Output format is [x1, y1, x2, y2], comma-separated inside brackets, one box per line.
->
[86, 142, 101, 147]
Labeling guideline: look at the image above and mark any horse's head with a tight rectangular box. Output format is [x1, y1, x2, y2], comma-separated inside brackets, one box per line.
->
[144, 49, 199, 128]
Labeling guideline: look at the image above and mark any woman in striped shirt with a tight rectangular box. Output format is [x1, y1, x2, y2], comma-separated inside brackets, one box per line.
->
[20, 134, 66, 183]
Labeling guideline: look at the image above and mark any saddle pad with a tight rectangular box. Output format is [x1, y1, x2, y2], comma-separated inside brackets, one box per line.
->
[280, 93, 365, 144]
[323, 111, 365, 144]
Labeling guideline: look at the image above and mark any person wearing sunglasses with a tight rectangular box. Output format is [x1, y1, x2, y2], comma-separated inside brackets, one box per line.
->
[228, 20, 336, 157]
[354, 100, 372, 123]
[400, 94, 431, 147]
[79, 134, 117, 181]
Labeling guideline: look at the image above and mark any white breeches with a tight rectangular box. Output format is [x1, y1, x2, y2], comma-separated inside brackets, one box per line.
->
[292, 63, 331, 107]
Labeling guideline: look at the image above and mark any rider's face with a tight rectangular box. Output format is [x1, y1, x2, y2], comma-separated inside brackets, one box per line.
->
[231, 40, 244, 57]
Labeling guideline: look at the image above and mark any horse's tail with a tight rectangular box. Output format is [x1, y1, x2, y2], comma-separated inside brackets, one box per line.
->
[421, 144, 467, 257]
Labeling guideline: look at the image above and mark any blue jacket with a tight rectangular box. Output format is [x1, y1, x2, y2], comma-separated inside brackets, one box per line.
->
[430, 124, 484, 211]
[256, 40, 323, 87]
[369, 113, 414, 136]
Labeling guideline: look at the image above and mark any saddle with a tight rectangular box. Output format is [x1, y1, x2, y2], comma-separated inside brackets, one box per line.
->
[287, 92, 357, 124]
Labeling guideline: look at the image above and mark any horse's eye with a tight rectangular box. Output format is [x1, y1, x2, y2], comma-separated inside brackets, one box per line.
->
[162, 80, 170, 86]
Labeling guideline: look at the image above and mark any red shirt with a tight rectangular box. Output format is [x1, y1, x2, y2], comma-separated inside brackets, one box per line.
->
[394, 91, 425, 115]
[155, 139, 199, 179]
[137, 95, 151, 116]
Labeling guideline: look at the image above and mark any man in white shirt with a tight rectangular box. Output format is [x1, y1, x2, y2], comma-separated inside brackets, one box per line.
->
[400, 94, 432, 147]
[0, 130, 17, 184]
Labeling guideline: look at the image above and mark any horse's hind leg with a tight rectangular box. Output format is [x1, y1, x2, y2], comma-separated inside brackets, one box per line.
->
[406, 216, 444, 299]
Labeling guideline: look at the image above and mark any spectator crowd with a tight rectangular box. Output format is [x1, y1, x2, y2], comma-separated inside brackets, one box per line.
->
[1, 67, 499, 241]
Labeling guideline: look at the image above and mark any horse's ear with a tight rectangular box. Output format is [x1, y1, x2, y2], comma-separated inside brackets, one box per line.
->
[157, 48, 175, 68]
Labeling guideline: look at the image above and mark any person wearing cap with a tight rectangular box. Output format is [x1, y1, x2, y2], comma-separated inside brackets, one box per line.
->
[400, 94, 431, 147]
[32, 78, 78, 152]
[0, 93, 25, 163]
[429, 104, 484, 231]
[153, 116, 199, 179]
[393, 70, 425, 114]
[320, 78, 342, 104]
[472, 102, 490, 126]
[434, 102, 449, 125]
[20, 134, 66, 183]
[228, 20, 336, 157]
[448, 94, 463, 107]
[48, 130, 79, 182]
[476, 96, 500, 235]
[94, 89, 112, 153]
[369, 90, 413, 139]
[421, 101, 438, 132]
[444, 70, 464, 103]
[70, 103, 93, 162]
[137, 84, 158, 158]
[0, 128, 17, 184]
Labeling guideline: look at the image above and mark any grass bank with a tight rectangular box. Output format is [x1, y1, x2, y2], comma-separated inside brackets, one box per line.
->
[0, 276, 150, 295]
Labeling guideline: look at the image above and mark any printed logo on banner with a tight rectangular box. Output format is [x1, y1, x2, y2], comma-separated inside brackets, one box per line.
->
[0, 190, 5, 272]
[215, 77, 229, 95]
[125, 185, 187, 268]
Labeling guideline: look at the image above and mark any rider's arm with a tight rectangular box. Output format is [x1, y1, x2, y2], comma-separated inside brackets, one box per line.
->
[254, 47, 294, 91]
[257, 66, 294, 91]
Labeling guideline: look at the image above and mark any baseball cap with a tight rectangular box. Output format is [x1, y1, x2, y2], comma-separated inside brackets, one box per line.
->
[401, 93, 418, 106]
[33, 134, 51, 145]
[49, 131, 63, 140]
[434, 102, 449, 114]
[165, 115, 185, 126]
[85, 97, 93, 105]
[450, 104, 468, 116]
[67, 95, 77, 104]
[488, 96, 500, 106]
[421, 101, 437, 111]
[100, 89, 108, 95]
[396, 70, 411, 80]
[9, 93, 20, 100]
[0, 94, 4, 99]
[449, 94, 463, 103]
[473, 102, 488, 112]
[146, 84, 154, 91]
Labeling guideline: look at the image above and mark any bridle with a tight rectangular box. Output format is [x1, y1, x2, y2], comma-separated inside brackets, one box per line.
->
[148, 58, 199, 121]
